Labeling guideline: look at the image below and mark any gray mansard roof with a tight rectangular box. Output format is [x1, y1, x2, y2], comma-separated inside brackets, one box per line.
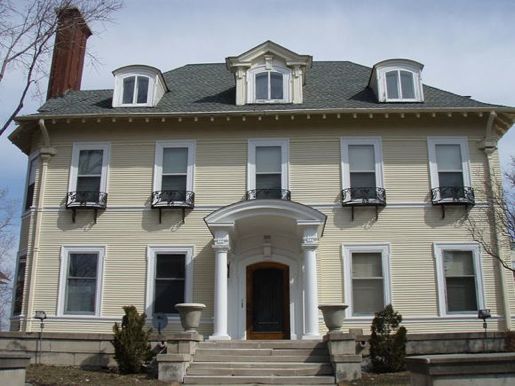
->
[32, 61, 506, 118]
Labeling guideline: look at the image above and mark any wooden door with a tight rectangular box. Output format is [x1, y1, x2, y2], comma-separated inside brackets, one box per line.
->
[246, 262, 290, 340]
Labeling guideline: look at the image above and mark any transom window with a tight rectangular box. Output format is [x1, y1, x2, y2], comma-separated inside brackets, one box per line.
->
[58, 246, 105, 316]
[122, 75, 150, 105]
[255, 71, 283, 101]
[434, 243, 484, 316]
[385, 70, 415, 100]
[343, 244, 391, 318]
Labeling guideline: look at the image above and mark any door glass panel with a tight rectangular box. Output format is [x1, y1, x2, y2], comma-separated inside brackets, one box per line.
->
[252, 268, 283, 332]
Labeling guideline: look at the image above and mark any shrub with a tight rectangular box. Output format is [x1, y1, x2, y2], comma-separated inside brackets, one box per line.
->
[369, 304, 407, 373]
[112, 305, 152, 374]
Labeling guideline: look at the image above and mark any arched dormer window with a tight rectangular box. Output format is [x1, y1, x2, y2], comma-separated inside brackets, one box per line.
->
[248, 64, 290, 103]
[369, 59, 424, 103]
[112, 65, 168, 108]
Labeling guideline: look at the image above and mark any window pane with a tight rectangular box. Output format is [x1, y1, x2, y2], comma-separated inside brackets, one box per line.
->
[69, 253, 98, 278]
[162, 175, 187, 191]
[436, 144, 462, 171]
[13, 260, 26, 315]
[25, 182, 35, 211]
[350, 172, 376, 189]
[156, 254, 185, 279]
[28, 158, 37, 184]
[256, 146, 282, 173]
[256, 72, 268, 100]
[438, 172, 464, 189]
[256, 174, 282, 190]
[66, 278, 96, 313]
[444, 250, 475, 276]
[136, 76, 149, 103]
[352, 253, 382, 277]
[123, 76, 136, 104]
[400, 70, 415, 99]
[349, 145, 375, 171]
[154, 280, 184, 314]
[386, 71, 399, 99]
[78, 150, 103, 175]
[353, 279, 384, 315]
[446, 277, 477, 312]
[163, 148, 188, 174]
[77, 176, 101, 192]
[270, 72, 283, 99]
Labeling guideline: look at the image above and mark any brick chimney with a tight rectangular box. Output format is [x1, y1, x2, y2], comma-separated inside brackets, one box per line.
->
[46, 7, 92, 100]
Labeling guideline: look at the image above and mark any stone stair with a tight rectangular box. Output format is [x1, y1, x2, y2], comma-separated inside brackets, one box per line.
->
[183, 340, 336, 385]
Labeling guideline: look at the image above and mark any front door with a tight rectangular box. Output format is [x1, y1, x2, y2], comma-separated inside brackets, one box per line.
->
[246, 262, 290, 340]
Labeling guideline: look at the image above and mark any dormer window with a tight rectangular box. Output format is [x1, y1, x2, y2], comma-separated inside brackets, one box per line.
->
[369, 59, 424, 103]
[122, 75, 150, 105]
[112, 65, 168, 108]
[248, 64, 290, 103]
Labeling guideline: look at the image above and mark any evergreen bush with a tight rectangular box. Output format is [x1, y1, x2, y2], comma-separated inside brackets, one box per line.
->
[369, 304, 407, 373]
[112, 305, 152, 374]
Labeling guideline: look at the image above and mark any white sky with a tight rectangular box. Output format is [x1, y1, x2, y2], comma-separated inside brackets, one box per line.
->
[0, 0, 514, 264]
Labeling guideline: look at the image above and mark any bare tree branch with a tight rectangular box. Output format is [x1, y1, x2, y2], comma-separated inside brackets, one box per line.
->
[0, 187, 16, 328]
[0, 0, 123, 135]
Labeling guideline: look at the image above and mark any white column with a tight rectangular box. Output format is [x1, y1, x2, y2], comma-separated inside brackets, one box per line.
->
[301, 226, 320, 339]
[209, 230, 231, 340]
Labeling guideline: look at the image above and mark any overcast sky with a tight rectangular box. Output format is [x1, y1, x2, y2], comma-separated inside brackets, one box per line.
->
[0, 0, 514, 269]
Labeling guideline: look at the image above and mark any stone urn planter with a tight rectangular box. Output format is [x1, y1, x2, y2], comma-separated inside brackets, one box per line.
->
[319, 304, 348, 332]
[175, 303, 206, 332]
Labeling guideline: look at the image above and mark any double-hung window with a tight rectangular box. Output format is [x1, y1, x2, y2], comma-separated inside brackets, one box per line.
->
[428, 137, 472, 201]
[153, 141, 195, 205]
[146, 246, 193, 316]
[434, 243, 484, 316]
[24, 157, 37, 211]
[343, 244, 391, 317]
[58, 247, 105, 316]
[248, 139, 289, 200]
[68, 143, 110, 205]
[341, 137, 384, 202]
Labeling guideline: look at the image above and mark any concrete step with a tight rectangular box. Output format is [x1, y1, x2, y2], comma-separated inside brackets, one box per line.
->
[194, 348, 328, 357]
[187, 363, 333, 376]
[189, 362, 332, 369]
[199, 341, 325, 350]
[183, 375, 336, 384]
[192, 353, 330, 363]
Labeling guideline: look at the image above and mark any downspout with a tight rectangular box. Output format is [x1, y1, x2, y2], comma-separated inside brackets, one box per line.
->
[480, 111, 511, 331]
[25, 119, 56, 331]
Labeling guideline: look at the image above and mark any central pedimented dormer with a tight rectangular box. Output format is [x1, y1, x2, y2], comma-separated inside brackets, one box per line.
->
[226, 41, 312, 105]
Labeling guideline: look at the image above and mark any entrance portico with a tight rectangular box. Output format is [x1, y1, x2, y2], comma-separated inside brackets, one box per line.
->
[204, 199, 326, 340]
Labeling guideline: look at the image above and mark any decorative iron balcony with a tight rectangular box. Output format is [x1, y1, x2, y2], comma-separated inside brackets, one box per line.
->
[66, 191, 108, 223]
[245, 189, 291, 201]
[341, 187, 386, 220]
[151, 190, 195, 223]
[431, 186, 475, 218]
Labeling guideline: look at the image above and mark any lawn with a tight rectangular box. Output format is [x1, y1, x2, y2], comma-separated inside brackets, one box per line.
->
[26, 364, 410, 385]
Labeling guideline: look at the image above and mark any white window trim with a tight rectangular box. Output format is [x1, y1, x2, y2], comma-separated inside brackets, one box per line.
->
[384, 69, 419, 102]
[247, 139, 289, 192]
[377, 63, 424, 102]
[427, 137, 472, 201]
[342, 243, 392, 319]
[153, 140, 196, 193]
[433, 242, 485, 317]
[113, 69, 157, 108]
[68, 142, 110, 194]
[145, 245, 194, 319]
[57, 246, 106, 317]
[247, 65, 291, 104]
[340, 137, 384, 201]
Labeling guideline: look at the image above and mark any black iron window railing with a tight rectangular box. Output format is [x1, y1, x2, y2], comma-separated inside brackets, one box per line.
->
[341, 187, 386, 220]
[151, 190, 195, 223]
[66, 191, 108, 223]
[245, 189, 291, 201]
[431, 186, 475, 218]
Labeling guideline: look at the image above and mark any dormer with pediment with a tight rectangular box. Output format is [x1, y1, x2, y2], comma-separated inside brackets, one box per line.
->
[226, 41, 312, 105]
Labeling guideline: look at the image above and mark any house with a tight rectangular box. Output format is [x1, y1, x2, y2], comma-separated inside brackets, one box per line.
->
[8, 8, 515, 343]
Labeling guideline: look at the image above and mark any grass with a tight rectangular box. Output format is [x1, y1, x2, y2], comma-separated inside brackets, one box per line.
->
[26, 364, 410, 385]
